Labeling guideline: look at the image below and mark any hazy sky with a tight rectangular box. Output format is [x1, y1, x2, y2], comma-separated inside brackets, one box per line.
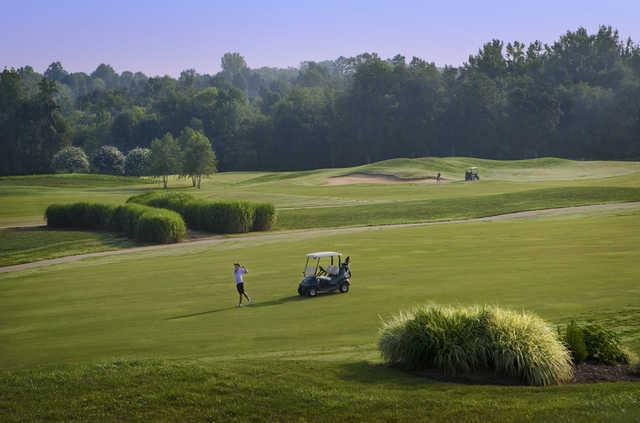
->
[2, 0, 639, 76]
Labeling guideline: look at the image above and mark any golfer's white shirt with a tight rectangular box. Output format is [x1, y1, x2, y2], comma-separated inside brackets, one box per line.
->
[234, 268, 247, 284]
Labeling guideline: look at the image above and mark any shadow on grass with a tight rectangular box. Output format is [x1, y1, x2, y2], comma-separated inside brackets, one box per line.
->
[167, 307, 237, 320]
[337, 361, 433, 387]
[338, 361, 522, 387]
[248, 295, 305, 308]
[167, 295, 304, 320]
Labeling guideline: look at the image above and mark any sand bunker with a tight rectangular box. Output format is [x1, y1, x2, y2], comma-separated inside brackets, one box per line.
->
[327, 173, 450, 186]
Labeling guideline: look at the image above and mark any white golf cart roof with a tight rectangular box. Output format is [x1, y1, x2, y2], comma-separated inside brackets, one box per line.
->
[306, 251, 342, 259]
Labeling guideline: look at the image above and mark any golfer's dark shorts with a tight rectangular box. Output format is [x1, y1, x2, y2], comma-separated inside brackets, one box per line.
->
[236, 283, 245, 294]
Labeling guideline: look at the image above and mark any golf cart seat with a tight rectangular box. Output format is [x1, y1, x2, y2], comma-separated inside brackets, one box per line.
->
[327, 265, 339, 276]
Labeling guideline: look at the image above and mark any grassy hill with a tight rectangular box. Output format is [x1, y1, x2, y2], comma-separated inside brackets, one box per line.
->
[347, 157, 640, 181]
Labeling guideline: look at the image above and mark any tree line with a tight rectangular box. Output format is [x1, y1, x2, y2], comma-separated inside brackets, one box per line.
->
[1, 26, 639, 176]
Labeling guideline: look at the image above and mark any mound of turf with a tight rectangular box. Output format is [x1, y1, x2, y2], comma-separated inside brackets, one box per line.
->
[379, 305, 573, 386]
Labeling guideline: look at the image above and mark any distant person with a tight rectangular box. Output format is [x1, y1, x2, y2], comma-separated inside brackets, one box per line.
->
[233, 263, 252, 307]
[436, 172, 441, 183]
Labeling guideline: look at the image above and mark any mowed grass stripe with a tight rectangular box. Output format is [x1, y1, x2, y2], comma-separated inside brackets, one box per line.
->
[276, 186, 640, 229]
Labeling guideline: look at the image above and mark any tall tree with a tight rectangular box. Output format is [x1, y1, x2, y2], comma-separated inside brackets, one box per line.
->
[150, 133, 181, 188]
[179, 128, 217, 188]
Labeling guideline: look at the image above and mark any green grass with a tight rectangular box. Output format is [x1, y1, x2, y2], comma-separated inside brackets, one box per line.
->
[1, 208, 639, 368]
[2, 359, 639, 422]
[0, 227, 135, 266]
[2, 160, 640, 420]
[276, 186, 640, 229]
[350, 157, 640, 180]
[2, 157, 639, 227]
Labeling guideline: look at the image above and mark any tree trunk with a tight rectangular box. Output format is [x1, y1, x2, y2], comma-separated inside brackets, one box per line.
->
[163, 175, 168, 189]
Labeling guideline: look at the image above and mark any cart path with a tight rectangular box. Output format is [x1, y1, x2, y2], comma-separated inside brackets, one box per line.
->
[2, 201, 639, 274]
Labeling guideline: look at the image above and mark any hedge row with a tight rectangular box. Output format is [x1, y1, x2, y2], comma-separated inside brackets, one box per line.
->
[45, 202, 186, 244]
[127, 192, 276, 233]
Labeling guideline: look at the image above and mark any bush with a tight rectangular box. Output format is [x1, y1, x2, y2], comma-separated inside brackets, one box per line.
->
[378, 305, 573, 386]
[134, 208, 186, 243]
[51, 146, 90, 173]
[564, 321, 588, 363]
[45, 202, 185, 244]
[128, 192, 273, 234]
[582, 324, 630, 365]
[124, 147, 152, 176]
[111, 203, 150, 236]
[252, 203, 277, 231]
[183, 201, 255, 233]
[92, 145, 125, 175]
[45, 202, 116, 230]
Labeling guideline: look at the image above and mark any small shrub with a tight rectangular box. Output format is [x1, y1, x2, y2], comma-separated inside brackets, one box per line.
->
[134, 209, 186, 243]
[52, 146, 90, 173]
[379, 305, 573, 386]
[124, 147, 152, 176]
[45, 204, 73, 227]
[92, 145, 125, 175]
[45, 202, 116, 230]
[252, 203, 277, 231]
[582, 324, 629, 365]
[564, 321, 588, 363]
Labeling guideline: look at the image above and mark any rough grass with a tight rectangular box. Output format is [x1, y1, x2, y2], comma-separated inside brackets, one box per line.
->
[1, 360, 639, 423]
[0, 227, 134, 267]
[379, 305, 573, 385]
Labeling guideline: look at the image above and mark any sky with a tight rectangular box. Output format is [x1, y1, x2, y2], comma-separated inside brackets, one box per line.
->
[1, 0, 639, 77]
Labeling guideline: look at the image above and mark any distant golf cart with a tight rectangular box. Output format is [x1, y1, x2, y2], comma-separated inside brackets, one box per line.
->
[298, 252, 352, 297]
[465, 167, 480, 181]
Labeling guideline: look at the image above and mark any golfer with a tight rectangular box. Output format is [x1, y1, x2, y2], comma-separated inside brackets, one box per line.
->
[234, 263, 252, 307]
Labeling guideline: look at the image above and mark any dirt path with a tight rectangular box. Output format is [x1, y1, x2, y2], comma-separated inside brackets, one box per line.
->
[2, 202, 639, 274]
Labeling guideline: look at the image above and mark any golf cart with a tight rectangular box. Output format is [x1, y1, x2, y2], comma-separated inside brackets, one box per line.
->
[465, 167, 480, 181]
[297, 252, 351, 297]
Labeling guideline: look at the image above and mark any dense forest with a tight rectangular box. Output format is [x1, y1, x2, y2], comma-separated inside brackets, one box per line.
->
[1, 26, 639, 176]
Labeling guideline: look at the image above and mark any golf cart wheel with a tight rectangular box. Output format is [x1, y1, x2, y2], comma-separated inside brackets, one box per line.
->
[339, 283, 350, 293]
[307, 288, 318, 297]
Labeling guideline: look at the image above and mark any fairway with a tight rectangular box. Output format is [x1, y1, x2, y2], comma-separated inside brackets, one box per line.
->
[2, 207, 639, 366]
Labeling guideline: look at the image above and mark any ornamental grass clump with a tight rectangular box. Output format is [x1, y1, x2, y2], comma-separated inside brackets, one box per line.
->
[128, 192, 274, 234]
[45, 202, 116, 230]
[45, 201, 186, 244]
[378, 305, 573, 386]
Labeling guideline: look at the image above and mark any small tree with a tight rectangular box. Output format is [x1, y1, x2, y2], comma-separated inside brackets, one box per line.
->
[92, 145, 125, 175]
[180, 128, 217, 188]
[124, 147, 152, 176]
[51, 146, 90, 173]
[150, 133, 181, 189]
